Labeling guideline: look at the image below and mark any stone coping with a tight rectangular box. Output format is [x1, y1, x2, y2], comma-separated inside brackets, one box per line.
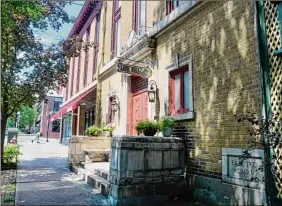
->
[112, 136, 183, 143]
[222, 148, 264, 158]
[70, 135, 111, 143]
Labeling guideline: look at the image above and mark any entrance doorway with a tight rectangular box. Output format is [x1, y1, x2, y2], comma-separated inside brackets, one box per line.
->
[128, 76, 148, 135]
[62, 116, 71, 140]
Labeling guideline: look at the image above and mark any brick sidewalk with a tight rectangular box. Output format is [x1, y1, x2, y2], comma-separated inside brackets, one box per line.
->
[1, 169, 17, 205]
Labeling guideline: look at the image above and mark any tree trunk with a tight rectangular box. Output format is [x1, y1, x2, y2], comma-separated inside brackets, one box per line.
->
[1, 116, 8, 159]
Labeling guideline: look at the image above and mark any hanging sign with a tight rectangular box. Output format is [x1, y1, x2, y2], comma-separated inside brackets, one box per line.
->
[117, 62, 152, 78]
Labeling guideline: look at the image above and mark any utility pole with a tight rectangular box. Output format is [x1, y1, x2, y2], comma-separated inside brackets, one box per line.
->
[14, 111, 20, 128]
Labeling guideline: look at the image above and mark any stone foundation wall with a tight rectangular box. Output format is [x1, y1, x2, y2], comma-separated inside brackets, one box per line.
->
[187, 174, 267, 206]
[68, 135, 111, 165]
[108, 136, 186, 206]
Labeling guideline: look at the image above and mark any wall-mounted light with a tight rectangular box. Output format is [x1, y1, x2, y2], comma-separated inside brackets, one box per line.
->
[80, 100, 96, 107]
[148, 80, 157, 102]
[111, 95, 120, 112]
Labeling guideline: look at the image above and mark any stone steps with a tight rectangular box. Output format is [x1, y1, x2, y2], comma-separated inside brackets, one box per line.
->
[71, 165, 110, 197]
[81, 162, 110, 180]
[90, 168, 109, 180]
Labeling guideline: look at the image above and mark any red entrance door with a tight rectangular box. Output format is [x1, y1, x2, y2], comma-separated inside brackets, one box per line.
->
[128, 76, 148, 135]
[132, 92, 148, 135]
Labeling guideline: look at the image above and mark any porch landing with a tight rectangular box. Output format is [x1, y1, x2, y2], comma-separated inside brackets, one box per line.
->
[83, 162, 110, 172]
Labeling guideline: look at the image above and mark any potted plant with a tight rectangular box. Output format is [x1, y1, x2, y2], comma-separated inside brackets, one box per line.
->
[102, 124, 115, 137]
[85, 125, 103, 136]
[160, 116, 175, 137]
[135, 120, 159, 136]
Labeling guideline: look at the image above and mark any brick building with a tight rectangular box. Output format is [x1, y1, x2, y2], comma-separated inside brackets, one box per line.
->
[51, 0, 282, 204]
[36, 91, 63, 139]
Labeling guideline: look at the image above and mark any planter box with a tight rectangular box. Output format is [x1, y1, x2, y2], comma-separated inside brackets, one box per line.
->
[68, 135, 111, 166]
[108, 135, 186, 206]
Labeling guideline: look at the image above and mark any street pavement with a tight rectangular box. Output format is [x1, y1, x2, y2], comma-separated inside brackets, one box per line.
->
[15, 134, 109, 205]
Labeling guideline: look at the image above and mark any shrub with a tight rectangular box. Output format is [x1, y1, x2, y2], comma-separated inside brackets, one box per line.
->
[85, 125, 103, 136]
[3, 144, 20, 164]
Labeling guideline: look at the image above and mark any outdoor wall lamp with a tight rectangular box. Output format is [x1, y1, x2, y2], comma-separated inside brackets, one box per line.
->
[111, 95, 120, 112]
[80, 100, 96, 106]
[148, 80, 157, 102]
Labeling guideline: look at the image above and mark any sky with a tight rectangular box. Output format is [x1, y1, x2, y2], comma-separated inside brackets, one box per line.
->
[34, 1, 85, 45]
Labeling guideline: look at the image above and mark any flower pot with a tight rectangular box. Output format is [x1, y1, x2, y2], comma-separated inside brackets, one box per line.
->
[143, 130, 157, 136]
[162, 127, 172, 137]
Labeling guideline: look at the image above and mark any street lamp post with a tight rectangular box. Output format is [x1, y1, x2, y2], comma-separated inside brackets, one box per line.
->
[46, 111, 53, 142]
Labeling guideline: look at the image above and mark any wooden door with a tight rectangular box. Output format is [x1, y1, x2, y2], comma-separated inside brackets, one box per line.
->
[132, 92, 148, 135]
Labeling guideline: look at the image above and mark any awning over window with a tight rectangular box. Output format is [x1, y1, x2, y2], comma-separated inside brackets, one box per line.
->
[50, 89, 93, 122]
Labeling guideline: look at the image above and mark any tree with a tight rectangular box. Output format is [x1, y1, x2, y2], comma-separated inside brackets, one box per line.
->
[18, 106, 37, 131]
[1, 0, 73, 157]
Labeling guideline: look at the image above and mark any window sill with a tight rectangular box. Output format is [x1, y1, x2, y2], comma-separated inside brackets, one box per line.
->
[274, 49, 282, 57]
[172, 111, 194, 121]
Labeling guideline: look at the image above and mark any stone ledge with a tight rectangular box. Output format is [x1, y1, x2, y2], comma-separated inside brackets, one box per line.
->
[112, 136, 183, 143]
[109, 182, 188, 199]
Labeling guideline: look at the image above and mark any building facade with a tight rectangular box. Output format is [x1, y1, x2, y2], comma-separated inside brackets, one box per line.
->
[36, 92, 63, 139]
[52, 0, 282, 204]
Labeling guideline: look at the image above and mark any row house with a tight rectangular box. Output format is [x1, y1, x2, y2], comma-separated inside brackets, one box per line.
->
[36, 91, 63, 139]
[51, 0, 282, 205]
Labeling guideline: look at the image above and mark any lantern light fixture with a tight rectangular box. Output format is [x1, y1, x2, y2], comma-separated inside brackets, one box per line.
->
[111, 95, 120, 112]
[148, 80, 157, 102]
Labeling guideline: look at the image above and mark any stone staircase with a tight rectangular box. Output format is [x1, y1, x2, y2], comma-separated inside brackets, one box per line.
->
[71, 162, 110, 197]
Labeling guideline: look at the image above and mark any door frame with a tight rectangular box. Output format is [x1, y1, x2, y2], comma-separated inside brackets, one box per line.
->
[127, 88, 148, 135]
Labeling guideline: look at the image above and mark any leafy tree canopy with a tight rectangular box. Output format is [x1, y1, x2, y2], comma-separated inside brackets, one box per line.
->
[18, 106, 37, 130]
[1, 0, 74, 154]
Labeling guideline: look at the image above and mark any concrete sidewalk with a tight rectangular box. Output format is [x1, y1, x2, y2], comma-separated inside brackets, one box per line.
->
[15, 134, 109, 205]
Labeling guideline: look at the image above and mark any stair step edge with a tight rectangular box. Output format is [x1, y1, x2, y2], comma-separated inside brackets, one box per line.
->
[88, 174, 109, 185]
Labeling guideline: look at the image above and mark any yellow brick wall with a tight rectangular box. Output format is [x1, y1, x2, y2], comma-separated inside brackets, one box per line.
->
[100, 72, 125, 134]
[155, 1, 262, 177]
[103, 2, 113, 63]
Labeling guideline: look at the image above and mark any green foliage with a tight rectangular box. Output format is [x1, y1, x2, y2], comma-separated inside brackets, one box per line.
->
[85, 126, 103, 136]
[160, 116, 175, 129]
[7, 116, 15, 128]
[102, 124, 115, 132]
[3, 144, 20, 164]
[18, 106, 37, 130]
[135, 120, 160, 134]
[1, 0, 74, 154]
[102, 124, 115, 137]
[1, 0, 72, 116]
[2, 196, 15, 204]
